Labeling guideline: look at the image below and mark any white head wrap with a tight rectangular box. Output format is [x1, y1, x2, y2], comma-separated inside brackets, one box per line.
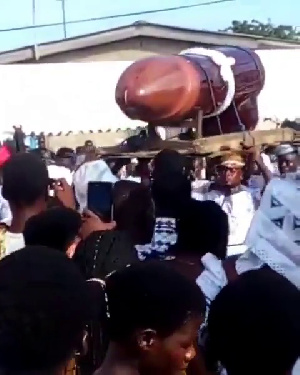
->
[237, 177, 300, 289]
[73, 159, 118, 212]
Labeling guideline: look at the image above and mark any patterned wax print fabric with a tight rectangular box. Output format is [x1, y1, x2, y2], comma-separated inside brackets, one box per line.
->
[237, 176, 300, 289]
[135, 218, 177, 260]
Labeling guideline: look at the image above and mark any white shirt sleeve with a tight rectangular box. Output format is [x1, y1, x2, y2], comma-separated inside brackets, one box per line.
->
[196, 253, 228, 302]
[191, 180, 211, 201]
[0, 187, 12, 225]
[261, 153, 275, 174]
[228, 189, 255, 246]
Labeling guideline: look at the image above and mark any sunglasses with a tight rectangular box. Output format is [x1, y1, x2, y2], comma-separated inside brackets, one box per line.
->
[216, 165, 240, 173]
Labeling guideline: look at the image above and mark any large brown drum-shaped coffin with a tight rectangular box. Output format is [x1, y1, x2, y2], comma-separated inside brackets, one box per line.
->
[115, 47, 265, 134]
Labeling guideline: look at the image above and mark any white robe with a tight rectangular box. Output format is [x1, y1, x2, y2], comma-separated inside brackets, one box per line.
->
[203, 185, 255, 256]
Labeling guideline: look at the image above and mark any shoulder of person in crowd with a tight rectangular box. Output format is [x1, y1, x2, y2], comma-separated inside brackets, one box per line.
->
[74, 228, 139, 280]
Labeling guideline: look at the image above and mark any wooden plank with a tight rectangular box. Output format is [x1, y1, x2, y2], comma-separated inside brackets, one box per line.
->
[192, 128, 297, 154]
[101, 129, 299, 158]
[101, 149, 196, 159]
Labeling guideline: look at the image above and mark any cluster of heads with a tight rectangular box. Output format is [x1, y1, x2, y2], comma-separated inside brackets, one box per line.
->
[0, 142, 95, 214]
[0, 248, 206, 375]
[0, 147, 299, 375]
[0, 247, 298, 375]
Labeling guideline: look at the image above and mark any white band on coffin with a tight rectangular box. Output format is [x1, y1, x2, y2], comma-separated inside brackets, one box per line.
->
[180, 47, 236, 118]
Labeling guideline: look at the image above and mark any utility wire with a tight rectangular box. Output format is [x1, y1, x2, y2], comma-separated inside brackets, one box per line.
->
[0, 0, 233, 33]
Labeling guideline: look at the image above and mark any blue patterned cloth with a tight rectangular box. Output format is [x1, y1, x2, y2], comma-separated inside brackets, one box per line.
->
[135, 217, 177, 260]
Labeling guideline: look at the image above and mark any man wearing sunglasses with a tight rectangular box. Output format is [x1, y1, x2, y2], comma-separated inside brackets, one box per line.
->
[274, 143, 300, 178]
[203, 151, 255, 256]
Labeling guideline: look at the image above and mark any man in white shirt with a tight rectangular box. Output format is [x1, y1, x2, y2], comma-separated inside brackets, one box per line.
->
[274, 143, 299, 177]
[203, 151, 255, 256]
[0, 186, 12, 225]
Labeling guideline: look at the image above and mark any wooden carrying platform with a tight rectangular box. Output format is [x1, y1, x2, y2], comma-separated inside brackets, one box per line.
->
[101, 128, 300, 158]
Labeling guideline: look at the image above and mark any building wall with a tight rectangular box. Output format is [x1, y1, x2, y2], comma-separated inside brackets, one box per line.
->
[35, 37, 206, 63]
[46, 130, 133, 151]
[0, 62, 144, 137]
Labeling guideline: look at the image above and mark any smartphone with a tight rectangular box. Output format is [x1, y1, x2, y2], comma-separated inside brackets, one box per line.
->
[87, 181, 113, 222]
[48, 178, 62, 190]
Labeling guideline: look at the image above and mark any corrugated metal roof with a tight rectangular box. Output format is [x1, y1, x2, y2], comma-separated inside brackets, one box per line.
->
[1, 21, 300, 64]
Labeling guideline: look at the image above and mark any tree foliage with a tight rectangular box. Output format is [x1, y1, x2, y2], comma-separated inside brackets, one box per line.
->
[223, 19, 300, 41]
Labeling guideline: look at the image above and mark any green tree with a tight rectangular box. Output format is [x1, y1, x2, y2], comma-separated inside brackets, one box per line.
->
[222, 19, 300, 41]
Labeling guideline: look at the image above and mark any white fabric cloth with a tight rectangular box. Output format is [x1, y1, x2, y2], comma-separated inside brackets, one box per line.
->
[248, 174, 265, 203]
[73, 159, 118, 212]
[238, 177, 300, 289]
[135, 217, 177, 260]
[197, 177, 300, 304]
[247, 152, 276, 203]
[198, 177, 300, 375]
[47, 165, 73, 186]
[196, 252, 261, 303]
[122, 176, 141, 183]
[0, 186, 12, 225]
[180, 47, 235, 117]
[197, 252, 300, 375]
[261, 152, 275, 174]
[5, 232, 25, 255]
[292, 360, 300, 375]
[203, 186, 255, 256]
[75, 154, 86, 167]
[191, 179, 211, 201]
[196, 253, 228, 302]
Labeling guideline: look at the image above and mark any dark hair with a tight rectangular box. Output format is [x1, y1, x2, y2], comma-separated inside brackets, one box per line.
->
[207, 269, 300, 375]
[174, 200, 228, 259]
[85, 140, 93, 147]
[75, 146, 84, 155]
[2, 153, 48, 206]
[24, 207, 81, 253]
[56, 147, 74, 159]
[113, 180, 154, 244]
[0, 246, 92, 372]
[152, 149, 186, 178]
[151, 172, 191, 218]
[105, 158, 129, 176]
[29, 147, 55, 161]
[105, 262, 206, 342]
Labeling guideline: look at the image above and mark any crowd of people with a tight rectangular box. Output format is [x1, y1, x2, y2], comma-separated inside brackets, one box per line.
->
[0, 138, 299, 375]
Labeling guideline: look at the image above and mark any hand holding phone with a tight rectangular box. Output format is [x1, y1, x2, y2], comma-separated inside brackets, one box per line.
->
[87, 181, 114, 222]
[80, 209, 116, 240]
[53, 178, 76, 209]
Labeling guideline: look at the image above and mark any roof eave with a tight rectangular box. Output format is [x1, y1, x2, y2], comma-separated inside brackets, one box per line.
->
[1, 22, 300, 64]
